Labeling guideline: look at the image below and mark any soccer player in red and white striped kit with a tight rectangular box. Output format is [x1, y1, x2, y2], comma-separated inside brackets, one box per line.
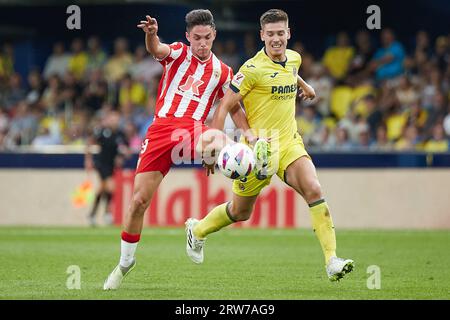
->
[104, 9, 244, 289]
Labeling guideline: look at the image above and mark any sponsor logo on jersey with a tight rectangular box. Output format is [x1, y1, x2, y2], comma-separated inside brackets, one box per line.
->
[271, 83, 297, 94]
[232, 72, 245, 87]
[179, 75, 204, 96]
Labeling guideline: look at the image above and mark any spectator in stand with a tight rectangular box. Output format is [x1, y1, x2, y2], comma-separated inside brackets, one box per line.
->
[0, 130, 6, 150]
[221, 39, 241, 72]
[322, 31, 354, 81]
[332, 126, 354, 151]
[3, 73, 26, 111]
[60, 71, 82, 109]
[405, 101, 428, 132]
[370, 29, 405, 82]
[68, 38, 88, 80]
[65, 120, 86, 145]
[41, 74, 63, 114]
[104, 37, 133, 83]
[370, 124, 393, 151]
[25, 70, 44, 107]
[300, 52, 315, 79]
[404, 30, 432, 77]
[6, 100, 39, 146]
[311, 125, 334, 150]
[378, 79, 398, 112]
[355, 123, 371, 149]
[432, 36, 449, 73]
[364, 95, 383, 140]
[0, 107, 11, 133]
[32, 126, 61, 146]
[424, 91, 447, 135]
[0, 43, 15, 82]
[138, 94, 156, 138]
[423, 123, 449, 152]
[43, 42, 70, 80]
[348, 30, 374, 84]
[83, 68, 108, 114]
[395, 75, 419, 109]
[395, 125, 421, 151]
[338, 110, 361, 144]
[119, 100, 146, 133]
[118, 74, 147, 108]
[304, 63, 333, 117]
[124, 121, 142, 152]
[296, 104, 321, 146]
[85, 36, 107, 77]
[128, 45, 162, 85]
[421, 67, 443, 110]
[386, 103, 408, 142]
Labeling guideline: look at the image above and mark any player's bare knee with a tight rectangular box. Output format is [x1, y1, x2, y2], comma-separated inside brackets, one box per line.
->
[229, 202, 252, 221]
[130, 192, 151, 214]
[304, 181, 323, 203]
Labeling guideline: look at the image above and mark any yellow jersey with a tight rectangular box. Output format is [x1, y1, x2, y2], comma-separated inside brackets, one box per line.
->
[230, 48, 301, 148]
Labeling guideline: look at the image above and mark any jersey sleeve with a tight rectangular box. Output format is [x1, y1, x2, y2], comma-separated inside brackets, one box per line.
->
[156, 42, 185, 66]
[217, 67, 233, 100]
[229, 62, 258, 97]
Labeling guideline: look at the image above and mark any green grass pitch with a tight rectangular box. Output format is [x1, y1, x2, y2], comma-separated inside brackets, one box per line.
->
[0, 227, 449, 299]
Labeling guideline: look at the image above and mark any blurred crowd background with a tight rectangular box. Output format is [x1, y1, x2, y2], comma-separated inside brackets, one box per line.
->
[0, 1, 449, 153]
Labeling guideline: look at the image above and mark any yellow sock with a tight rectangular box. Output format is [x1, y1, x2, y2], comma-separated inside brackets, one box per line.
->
[309, 199, 336, 265]
[193, 202, 235, 239]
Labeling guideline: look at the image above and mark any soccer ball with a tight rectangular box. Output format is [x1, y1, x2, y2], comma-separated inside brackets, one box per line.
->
[217, 143, 255, 180]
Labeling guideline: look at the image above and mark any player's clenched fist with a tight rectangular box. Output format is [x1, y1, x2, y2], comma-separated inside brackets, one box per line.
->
[137, 15, 158, 35]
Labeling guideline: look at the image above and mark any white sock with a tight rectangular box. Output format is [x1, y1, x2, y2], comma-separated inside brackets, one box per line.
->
[119, 240, 138, 268]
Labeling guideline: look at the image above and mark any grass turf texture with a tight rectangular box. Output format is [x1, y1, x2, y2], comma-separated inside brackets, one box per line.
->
[0, 227, 449, 299]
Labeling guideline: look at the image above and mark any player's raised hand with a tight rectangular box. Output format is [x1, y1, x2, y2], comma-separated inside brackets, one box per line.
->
[203, 160, 216, 176]
[299, 84, 316, 100]
[137, 15, 158, 35]
[202, 149, 216, 176]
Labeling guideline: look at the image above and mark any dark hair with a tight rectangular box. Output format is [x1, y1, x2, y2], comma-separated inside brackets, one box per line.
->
[185, 9, 215, 32]
[260, 9, 288, 28]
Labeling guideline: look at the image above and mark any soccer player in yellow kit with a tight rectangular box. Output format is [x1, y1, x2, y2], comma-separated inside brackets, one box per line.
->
[185, 9, 354, 281]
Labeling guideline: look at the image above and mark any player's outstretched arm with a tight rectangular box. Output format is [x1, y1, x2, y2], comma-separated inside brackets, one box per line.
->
[137, 15, 170, 60]
[211, 89, 242, 131]
[297, 74, 316, 100]
[229, 102, 258, 145]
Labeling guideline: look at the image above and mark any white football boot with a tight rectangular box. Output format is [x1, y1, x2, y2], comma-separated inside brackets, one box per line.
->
[103, 259, 136, 290]
[253, 139, 270, 180]
[326, 256, 354, 282]
[185, 218, 206, 264]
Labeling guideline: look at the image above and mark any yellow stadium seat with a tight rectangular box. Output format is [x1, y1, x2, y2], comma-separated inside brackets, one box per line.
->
[323, 117, 337, 129]
[351, 85, 377, 118]
[330, 86, 353, 119]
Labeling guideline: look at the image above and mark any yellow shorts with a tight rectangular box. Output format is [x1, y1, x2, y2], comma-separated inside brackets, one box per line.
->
[232, 132, 310, 197]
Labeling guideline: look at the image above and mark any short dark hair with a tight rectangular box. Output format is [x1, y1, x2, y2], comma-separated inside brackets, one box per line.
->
[185, 9, 215, 32]
[260, 9, 289, 28]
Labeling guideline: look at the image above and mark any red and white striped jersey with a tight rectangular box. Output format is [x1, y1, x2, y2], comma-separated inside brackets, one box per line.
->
[154, 42, 233, 122]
